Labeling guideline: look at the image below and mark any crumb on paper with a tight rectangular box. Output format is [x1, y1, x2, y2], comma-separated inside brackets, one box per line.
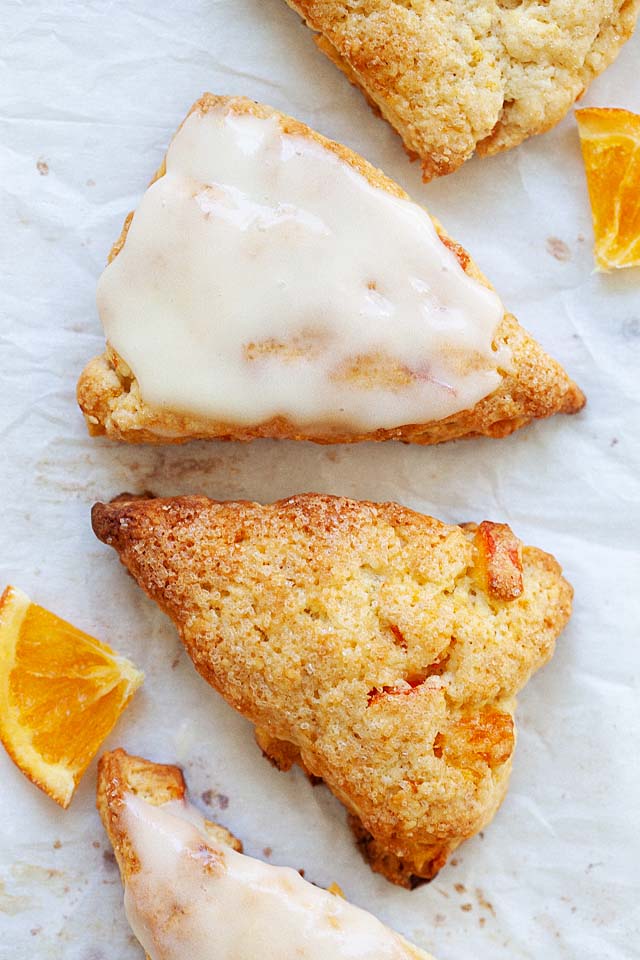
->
[52, 839, 62, 850]
[201, 789, 228, 809]
[92, 840, 101, 849]
[102, 850, 116, 869]
[476, 888, 496, 916]
[461, 903, 473, 912]
[263, 847, 272, 857]
[546, 237, 571, 261]
[454, 882, 466, 894]
[36, 159, 49, 175]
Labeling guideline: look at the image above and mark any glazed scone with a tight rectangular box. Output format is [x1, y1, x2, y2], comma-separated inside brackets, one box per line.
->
[98, 749, 436, 959]
[283, 1, 640, 179]
[92, 494, 573, 887]
[77, 94, 584, 445]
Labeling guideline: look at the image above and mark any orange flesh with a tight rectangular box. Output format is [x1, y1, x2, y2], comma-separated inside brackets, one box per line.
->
[576, 107, 640, 270]
[0, 587, 143, 806]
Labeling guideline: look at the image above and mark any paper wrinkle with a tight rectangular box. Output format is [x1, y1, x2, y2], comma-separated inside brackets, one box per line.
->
[1, 2, 639, 959]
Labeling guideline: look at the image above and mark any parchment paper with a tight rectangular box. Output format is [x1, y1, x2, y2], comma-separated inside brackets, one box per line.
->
[1, 3, 639, 958]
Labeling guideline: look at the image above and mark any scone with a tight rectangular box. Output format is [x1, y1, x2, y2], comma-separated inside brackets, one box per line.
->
[92, 493, 573, 887]
[283, 1, 640, 179]
[98, 748, 436, 959]
[77, 94, 584, 445]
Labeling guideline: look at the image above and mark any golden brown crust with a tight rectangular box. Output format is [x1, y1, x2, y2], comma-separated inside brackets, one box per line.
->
[92, 493, 573, 885]
[77, 93, 584, 445]
[284, 0, 640, 179]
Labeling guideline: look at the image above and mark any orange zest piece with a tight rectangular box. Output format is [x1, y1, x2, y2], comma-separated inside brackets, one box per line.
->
[576, 107, 640, 271]
[0, 585, 143, 808]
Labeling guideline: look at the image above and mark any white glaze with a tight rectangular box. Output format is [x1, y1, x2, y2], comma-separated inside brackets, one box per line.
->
[121, 793, 422, 959]
[98, 106, 508, 431]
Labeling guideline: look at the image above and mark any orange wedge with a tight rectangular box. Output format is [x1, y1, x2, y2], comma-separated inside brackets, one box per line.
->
[0, 585, 143, 807]
[576, 107, 640, 271]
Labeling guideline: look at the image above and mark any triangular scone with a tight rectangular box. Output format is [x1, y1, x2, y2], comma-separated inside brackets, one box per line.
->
[283, 1, 640, 180]
[98, 749, 436, 960]
[92, 494, 573, 887]
[77, 94, 584, 445]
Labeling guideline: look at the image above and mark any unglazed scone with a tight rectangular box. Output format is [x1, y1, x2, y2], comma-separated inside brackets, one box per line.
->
[77, 94, 584, 445]
[92, 493, 573, 887]
[98, 749, 436, 959]
[283, 0, 640, 179]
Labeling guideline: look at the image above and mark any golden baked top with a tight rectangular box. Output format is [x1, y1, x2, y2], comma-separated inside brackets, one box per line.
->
[93, 493, 573, 885]
[285, 0, 639, 178]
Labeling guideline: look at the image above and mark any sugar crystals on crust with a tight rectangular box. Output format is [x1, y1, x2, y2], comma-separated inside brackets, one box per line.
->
[92, 493, 574, 886]
[284, 0, 640, 179]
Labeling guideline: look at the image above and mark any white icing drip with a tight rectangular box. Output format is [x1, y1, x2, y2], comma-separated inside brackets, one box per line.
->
[120, 793, 423, 960]
[98, 106, 508, 431]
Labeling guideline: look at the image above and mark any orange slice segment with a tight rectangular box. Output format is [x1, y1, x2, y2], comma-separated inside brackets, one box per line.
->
[0, 585, 143, 807]
[576, 107, 640, 271]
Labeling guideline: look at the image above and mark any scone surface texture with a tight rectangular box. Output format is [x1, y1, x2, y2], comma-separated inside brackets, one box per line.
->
[284, 0, 640, 178]
[77, 94, 584, 445]
[93, 494, 573, 886]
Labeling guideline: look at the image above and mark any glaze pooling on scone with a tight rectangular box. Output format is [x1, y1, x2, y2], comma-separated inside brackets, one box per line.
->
[121, 792, 415, 960]
[97, 106, 507, 431]
[79, 96, 584, 444]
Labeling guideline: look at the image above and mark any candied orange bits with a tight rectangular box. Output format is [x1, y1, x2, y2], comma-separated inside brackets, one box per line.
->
[576, 107, 640, 271]
[0, 585, 143, 807]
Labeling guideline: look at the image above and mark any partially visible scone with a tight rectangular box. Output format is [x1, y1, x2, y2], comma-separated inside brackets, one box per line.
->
[92, 494, 573, 887]
[283, 0, 639, 179]
[97, 748, 243, 886]
[77, 94, 584, 445]
[98, 749, 436, 959]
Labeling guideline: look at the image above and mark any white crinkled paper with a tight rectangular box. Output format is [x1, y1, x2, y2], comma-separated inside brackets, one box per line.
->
[1, 3, 639, 958]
